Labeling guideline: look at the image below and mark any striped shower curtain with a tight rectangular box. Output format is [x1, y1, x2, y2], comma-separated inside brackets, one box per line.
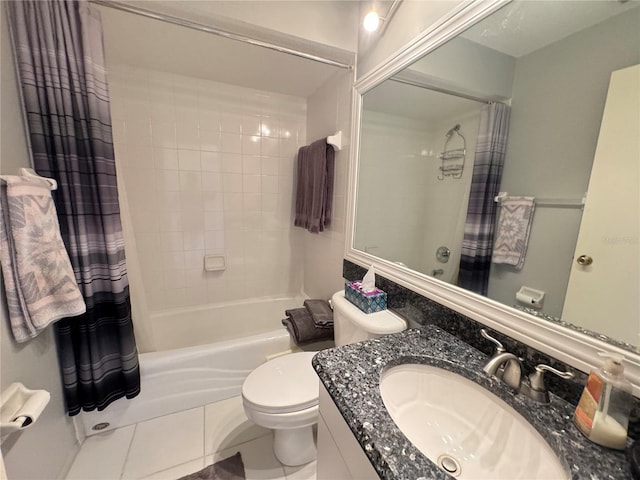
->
[458, 103, 511, 296]
[7, 0, 140, 415]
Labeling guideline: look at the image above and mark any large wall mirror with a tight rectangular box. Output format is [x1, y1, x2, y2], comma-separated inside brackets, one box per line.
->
[347, 0, 639, 386]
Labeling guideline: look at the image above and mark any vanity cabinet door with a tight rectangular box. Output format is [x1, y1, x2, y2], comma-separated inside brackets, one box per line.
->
[317, 384, 380, 479]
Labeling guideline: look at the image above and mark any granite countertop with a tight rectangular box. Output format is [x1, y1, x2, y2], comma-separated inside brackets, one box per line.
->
[312, 325, 632, 480]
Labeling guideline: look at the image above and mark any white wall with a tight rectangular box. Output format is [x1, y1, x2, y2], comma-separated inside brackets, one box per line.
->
[302, 69, 354, 300]
[109, 66, 307, 315]
[488, 10, 640, 316]
[0, 7, 79, 479]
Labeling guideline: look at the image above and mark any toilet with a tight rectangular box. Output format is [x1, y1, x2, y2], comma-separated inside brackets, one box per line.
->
[241, 290, 407, 466]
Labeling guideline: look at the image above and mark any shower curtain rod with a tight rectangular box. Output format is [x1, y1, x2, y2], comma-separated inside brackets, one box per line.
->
[90, 0, 353, 70]
[389, 76, 498, 105]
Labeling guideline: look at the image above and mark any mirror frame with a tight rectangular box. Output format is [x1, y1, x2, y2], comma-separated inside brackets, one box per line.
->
[345, 0, 640, 395]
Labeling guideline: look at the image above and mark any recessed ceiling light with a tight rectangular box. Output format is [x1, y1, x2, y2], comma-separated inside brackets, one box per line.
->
[363, 11, 381, 32]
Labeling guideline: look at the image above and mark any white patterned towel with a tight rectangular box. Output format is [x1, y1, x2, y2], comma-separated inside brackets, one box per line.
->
[0, 176, 85, 343]
[492, 196, 535, 270]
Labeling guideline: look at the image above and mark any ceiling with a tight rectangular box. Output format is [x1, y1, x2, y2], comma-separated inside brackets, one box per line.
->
[97, 2, 357, 98]
[461, 0, 639, 58]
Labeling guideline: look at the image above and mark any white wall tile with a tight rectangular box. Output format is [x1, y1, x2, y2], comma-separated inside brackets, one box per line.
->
[242, 135, 261, 156]
[261, 156, 279, 176]
[223, 193, 243, 212]
[242, 116, 261, 137]
[156, 170, 180, 192]
[183, 230, 205, 252]
[161, 232, 184, 252]
[126, 144, 154, 169]
[180, 171, 202, 192]
[242, 175, 261, 194]
[111, 66, 307, 313]
[220, 114, 243, 134]
[223, 173, 243, 193]
[260, 117, 279, 138]
[205, 230, 225, 250]
[261, 175, 279, 194]
[164, 269, 187, 289]
[125, 121, 152, 146]
[178, 150, 201, 171]
[151, 122, 177, 148]
[202, 172, 223, 192]
[201, 151, 222, 172]
[176, 124, 200, 150]
[222, 153, 242, 173]
[154, 147, 178, 170]
[157, 190, 181, 212]
[161, 212, 183, 232]
[220, 132, 242, 153]
[261, 137, 280, 157]
[243, 194, 261, 212]
[205, 211, 225, 231]
[261, 194, 278, 213]
[184, 250, 205, 270]
[242, 155, 261, 175]
[200, 129, 221, 152]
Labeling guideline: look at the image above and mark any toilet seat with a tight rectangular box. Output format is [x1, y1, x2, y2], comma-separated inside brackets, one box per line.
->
[242, 351, 318, 414]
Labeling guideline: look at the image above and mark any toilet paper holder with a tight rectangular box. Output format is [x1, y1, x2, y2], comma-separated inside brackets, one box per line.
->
[1, 383, 50, 438]
[516, 286, 545, 308]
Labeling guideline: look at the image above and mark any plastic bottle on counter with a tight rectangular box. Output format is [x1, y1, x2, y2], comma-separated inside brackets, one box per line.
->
[573, 352, 633, 450]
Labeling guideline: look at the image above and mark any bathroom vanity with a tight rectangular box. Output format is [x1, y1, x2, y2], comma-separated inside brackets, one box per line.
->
[312, 325, 632, 479]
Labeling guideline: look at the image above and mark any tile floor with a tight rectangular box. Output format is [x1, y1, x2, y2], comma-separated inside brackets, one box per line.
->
[66, 396, 316, 480]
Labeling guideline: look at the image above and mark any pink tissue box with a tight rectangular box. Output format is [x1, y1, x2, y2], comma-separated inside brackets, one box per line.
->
[344, 281, 387, 314]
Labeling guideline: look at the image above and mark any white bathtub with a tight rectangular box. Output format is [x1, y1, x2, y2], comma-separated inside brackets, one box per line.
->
[79, 295, 305, 436]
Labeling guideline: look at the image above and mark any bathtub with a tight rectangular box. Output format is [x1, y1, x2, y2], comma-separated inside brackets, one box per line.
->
[79, 295, 305, 436]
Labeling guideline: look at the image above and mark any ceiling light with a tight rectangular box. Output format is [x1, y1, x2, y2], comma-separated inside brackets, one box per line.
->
[363, 11, 381, 32]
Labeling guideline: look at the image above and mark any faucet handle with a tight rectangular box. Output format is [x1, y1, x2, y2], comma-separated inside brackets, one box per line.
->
[529, 364, 575, 392]
[480, 328, 506, 356]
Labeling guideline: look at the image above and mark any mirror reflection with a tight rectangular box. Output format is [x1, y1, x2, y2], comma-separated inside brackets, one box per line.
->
[354, 1, 639, 348]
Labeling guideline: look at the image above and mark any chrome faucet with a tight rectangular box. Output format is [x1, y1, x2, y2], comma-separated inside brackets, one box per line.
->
[480, 329, 574, 403]
[482, 352, 523, 390]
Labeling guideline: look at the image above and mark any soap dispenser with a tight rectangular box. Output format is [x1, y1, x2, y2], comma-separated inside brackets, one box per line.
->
[574, 352, 633, 450]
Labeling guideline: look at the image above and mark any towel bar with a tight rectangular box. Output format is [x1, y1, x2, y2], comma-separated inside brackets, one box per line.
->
[494, 191, 585, 209]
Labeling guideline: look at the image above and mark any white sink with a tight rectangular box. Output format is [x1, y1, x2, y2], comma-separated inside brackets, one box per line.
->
[380, 364, 569, 479]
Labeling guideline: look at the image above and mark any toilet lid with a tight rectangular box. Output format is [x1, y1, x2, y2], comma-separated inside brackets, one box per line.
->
[242, 351, 319, 414]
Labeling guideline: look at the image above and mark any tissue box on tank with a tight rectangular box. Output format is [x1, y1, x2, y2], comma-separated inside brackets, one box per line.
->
[344, 281, 387, 314]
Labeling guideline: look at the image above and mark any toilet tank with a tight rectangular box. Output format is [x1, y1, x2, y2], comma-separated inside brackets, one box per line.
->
[331, 290, 407, 347]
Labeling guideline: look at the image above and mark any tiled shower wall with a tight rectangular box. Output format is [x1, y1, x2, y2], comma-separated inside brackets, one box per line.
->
[109, 66, 307, 311]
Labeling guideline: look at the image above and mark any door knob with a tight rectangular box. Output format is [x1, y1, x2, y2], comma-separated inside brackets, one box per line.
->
[577, 255, 593, 266]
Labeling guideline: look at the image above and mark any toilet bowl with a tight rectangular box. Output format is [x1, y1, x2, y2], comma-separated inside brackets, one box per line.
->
[241, 291, 408, 466]
[241, 351, 318, 466]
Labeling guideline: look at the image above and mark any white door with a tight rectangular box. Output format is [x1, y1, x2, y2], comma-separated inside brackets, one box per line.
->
[562, 64, 640, 345]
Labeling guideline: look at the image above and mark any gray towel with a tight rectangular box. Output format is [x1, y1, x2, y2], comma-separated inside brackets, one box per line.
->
[0, 177, 86, 342]
[283, 308, 333, 345]
[303, 299, 333, 328]
[294, 138, 335, 233]
[492, 196, 535, 270]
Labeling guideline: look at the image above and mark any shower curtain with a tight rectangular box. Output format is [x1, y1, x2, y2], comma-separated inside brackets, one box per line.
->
[458, 103, 511, 296]
[7, 0, 140, 414]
